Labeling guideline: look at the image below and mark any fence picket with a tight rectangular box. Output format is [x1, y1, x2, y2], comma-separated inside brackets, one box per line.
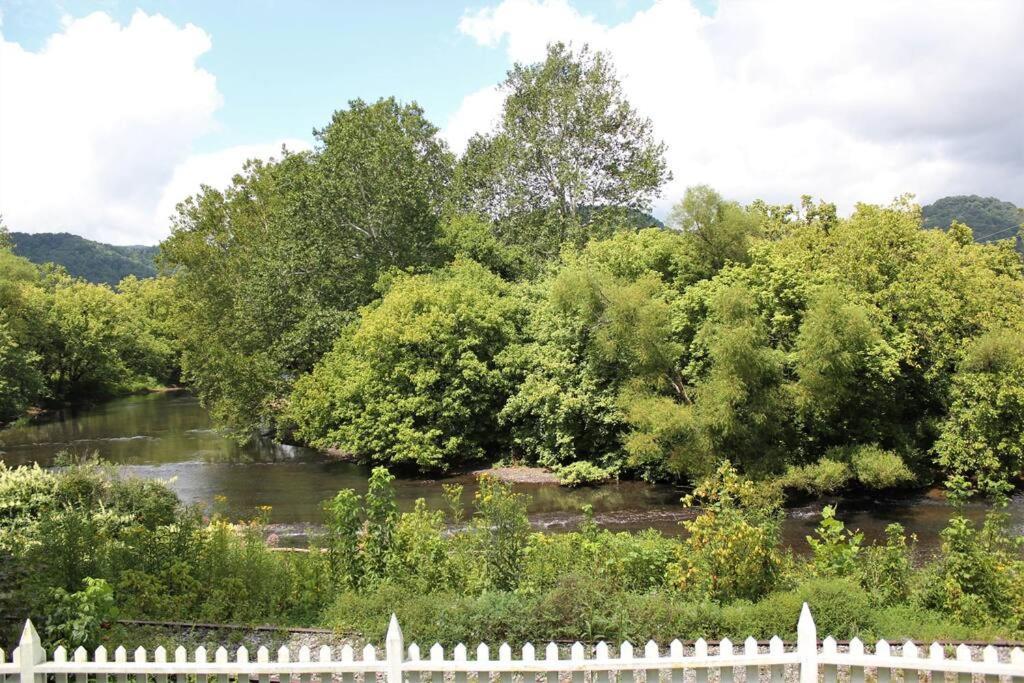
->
[669, 640, 683, 683]
[196, 646, 208, 683]
[1011, 647, 1023, 683]
[982, 645, 998, 683]
[214, 646, 228, 683]
[619, 641, 633, 683]
[113, 646, 127, 683]
[499, 643, 513, 683]
[478, 642, 491, 683]
[324, 644, 338, 683]
[408, 642, 422, 683]
[768, 637, 783, 683]
[96, 645, 108, 683]
[720, 638, 734, 683]
[431, 643, 445, 683]
[454, 644, 468, 683]
[901, 641, 919, 683]
[257, 646, 270, 683]
[175, 646, 188, 683]
[744, 637, 758, 683]
[237, 644, 249, 683]
[595, 641, 610, 683]
[644, 640, 659, 683]
[298, 645, 311, 683]
[822, 637, 837, 683]
[848, 638, 864, 683]
[875, 640, 891, 683]
[927, 643, 944, 683]
[545, 642, 559, 683]
[74, 646, 88, 683]
[135, 647, 148, 683]
[53, 646, 68, 683]
[278, 645, 291, 683]
[570, 642, 584, 683]
[695, 639, 708, 683]
[954, 644, 971, 683]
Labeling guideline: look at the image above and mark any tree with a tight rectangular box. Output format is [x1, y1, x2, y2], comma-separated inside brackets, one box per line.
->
[934, 330, 1024, 495]
[452, 42, 670, 261]
[667, 185, 761, 278]
[162, 98, 453, 436]
[285, 259, 524, 471]
[922, 195, 1022, 246]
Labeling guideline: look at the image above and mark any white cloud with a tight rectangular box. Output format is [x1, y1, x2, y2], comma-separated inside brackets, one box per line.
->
[448, 0, 1024, 215]
[0, 10, 303, 245]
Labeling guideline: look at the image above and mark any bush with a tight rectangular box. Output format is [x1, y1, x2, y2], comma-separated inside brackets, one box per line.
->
[44, 577, 117, 649]
[554, 461, 616, 487]
[667, 463, 783, 602]
[779, 459, 851, 496]
[286, 259, 524, 471]
[849, 445, 914, 489]
[806, 505, 863, 578]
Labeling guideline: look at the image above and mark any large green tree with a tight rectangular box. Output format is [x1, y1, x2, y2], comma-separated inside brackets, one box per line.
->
[286, 259, 524, 470]
[451, 42, 670, 262]
[162, 98, 453, 436]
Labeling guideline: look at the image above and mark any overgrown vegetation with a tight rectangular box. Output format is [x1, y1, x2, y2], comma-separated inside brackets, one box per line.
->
[0, 225, 178, 423]
[1, 462, 1020, 650]
[145, 43, 1024, 500]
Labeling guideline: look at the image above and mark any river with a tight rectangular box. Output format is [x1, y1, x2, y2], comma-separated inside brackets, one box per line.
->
[1, 391, 1019, 553]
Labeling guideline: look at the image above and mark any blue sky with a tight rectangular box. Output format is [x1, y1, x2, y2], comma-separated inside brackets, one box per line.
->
[0, 0, 1020, 245]
[1, 0, 712, 155]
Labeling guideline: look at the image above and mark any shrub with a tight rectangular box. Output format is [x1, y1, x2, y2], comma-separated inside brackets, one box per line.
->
[554, 461, 616, 487]
[849, 445, 914, 489]
[806, 505, 863, 578]
[779, 458, 851, 496]
[470, 475, 530, 591]
[43, 577, 117, 649]
[667, 462, 783, 602]
[859, 523, 914, 606]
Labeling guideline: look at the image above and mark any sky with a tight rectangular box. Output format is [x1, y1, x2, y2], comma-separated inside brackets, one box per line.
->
[0, 0, 1021, 246]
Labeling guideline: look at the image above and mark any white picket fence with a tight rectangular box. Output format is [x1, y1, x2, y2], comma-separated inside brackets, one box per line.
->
[2, 605, 1022, 683]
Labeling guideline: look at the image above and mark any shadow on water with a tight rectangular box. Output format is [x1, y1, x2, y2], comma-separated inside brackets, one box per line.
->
[2, 392, 1021, 553]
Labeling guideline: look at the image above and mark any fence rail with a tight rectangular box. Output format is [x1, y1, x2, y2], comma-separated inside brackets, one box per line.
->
[2, 605, 1022, 683]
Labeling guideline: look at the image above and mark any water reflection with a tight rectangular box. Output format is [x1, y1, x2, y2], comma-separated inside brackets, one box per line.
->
[2, 392, 1020, 553]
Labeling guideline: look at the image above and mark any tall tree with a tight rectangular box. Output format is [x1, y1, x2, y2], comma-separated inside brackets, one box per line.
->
[452, 42, 670, 261]
[162, 98, 453, 437]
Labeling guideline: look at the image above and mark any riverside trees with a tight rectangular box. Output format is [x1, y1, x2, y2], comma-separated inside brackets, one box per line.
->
[157, 43, 1024, 496]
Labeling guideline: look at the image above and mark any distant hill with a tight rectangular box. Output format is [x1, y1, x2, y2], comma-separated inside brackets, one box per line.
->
[921, 195, 1022, 245]
[10, 232, 158, 285]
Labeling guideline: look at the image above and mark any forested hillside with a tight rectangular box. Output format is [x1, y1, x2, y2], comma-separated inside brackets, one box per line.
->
[10, 232, 158, 285]
[922, 195, 1022, 246]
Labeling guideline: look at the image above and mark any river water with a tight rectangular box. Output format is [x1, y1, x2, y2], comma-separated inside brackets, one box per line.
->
[1, 392, 1020, 553]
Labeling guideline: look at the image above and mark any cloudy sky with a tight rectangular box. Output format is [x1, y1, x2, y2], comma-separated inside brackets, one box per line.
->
[1, 0, 1021, 245]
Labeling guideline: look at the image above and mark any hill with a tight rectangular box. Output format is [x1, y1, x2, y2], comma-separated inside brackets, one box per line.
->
[9, 232, 158, 285]
[921, 195, 1022, 244]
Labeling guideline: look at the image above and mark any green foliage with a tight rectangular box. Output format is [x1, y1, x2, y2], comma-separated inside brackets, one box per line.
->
[553, 461, 616, 487]
[667, 463, 783, 602]
[915, 509, 1024, 628]
[286, 259, 524, 470]
[779, 459, 851, 496]
[452, 42, 670, 263]
[10, 232, 158, 285]
[849, 445, 915, 489]
[471, 475, 531, 592]
[162, 97, 453, 437]
[44, 577, 117, 649]
[806, 506, 863, 578]
[4, 462, 1024, 646]
[859, 523, 915, 607]
[934, 329, 1024, 494]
